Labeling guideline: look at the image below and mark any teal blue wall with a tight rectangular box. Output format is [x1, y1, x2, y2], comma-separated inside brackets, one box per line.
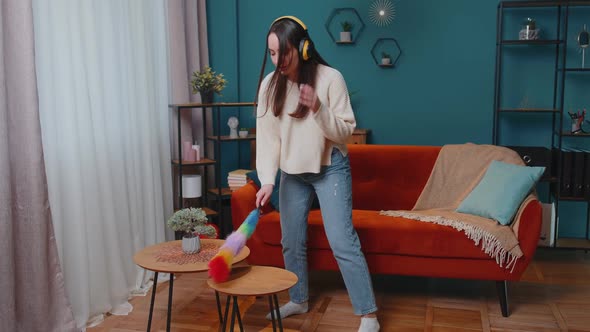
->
[209, 0, 498, 145]
[207, 0, 589, 238]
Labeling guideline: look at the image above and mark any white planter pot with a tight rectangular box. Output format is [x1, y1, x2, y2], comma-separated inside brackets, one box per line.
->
[340, 31, 352, 42]
[238, 130, 249, 138]
[381, 58, 392, 65]
[182, 236, 201, 254]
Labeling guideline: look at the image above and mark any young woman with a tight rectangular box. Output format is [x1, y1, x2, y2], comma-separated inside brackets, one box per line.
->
[254, 16, 380, 332]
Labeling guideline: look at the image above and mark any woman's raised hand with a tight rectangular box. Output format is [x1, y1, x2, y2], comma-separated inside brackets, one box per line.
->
[299, 84, 321, 113]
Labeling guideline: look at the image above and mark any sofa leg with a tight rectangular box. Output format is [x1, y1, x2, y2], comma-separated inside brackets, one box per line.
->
[496, 280, 509, 317]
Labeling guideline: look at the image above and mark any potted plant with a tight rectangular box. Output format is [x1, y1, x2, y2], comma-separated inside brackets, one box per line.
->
[190, 66, 227, 104]
[167, 207, 218, 254]
[238, 128, 249, 138]
[381, 52, 392, 65]
[340, 21, 353, 42]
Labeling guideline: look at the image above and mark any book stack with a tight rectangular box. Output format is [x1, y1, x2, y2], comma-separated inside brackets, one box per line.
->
[228, 169, 251, 191]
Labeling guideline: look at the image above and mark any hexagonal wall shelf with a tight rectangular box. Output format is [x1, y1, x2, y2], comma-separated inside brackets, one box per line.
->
[325, 8, 365, 45]
[371, 38, 402, 68]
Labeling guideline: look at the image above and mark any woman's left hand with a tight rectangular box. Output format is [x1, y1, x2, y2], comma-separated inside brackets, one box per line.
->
[299, 84, 321, 113]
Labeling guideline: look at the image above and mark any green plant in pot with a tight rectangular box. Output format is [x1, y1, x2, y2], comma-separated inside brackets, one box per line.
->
[167, 207, 218, 254]
[190, 66, 227, 104]
[381, 52, 392, 65]
[239, 128, 249, 138]
[340, 21, 354, 42]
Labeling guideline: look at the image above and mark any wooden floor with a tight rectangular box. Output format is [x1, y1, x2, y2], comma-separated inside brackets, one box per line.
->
[88, 248, 590, 332]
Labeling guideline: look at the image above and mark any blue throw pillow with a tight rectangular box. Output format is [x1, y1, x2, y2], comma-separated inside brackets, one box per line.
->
[456, 160, 545, 225]
[246, 170, 281, 211]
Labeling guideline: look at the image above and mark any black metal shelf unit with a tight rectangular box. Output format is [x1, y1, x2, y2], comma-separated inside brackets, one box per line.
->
[500, 39, 563, 44]
[170, 102, 256, 238]
[493, 0, 590, 249]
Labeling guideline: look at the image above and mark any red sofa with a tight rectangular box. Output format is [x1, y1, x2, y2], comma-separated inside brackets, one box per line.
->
[230, 145, 542, 317]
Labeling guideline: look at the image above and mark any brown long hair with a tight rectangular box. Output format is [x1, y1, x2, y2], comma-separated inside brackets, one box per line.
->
[255, 17, 329, 118]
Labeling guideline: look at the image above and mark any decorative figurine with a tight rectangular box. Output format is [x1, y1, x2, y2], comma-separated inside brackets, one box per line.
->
[519, 17, 540, 40]
[227, 116, 239, 138]
[568, 109, 586, 134]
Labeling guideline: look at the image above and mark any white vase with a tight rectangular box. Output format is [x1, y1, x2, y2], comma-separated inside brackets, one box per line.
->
[381, 58, 392, 65]
[182, 236, 201, 254]
[518, 28, 540, 40]
[340, 31, 352, 42]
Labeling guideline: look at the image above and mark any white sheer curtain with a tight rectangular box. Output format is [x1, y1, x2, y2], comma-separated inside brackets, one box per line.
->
[32, 0, 172, 328]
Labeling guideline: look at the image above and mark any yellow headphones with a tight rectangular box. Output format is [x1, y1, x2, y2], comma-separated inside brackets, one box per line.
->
[271, 15, 313, 61]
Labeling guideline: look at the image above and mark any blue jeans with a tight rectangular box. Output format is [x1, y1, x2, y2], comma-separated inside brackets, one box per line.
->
[279, 148, 377, 315]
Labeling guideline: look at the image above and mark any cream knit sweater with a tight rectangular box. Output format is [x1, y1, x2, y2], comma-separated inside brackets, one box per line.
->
[256, 64, 356, 186]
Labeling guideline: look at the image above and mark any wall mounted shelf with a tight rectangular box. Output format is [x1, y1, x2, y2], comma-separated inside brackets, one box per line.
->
[370, 38, 402, 68]
[499, 39, 563, 45]
[324, 8, 365, 45]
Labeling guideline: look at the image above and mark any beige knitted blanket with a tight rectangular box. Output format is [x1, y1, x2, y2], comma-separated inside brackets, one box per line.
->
[380, 143, 535, 271]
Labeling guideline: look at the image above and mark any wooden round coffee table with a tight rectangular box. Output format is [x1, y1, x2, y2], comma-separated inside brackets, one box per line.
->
[207, 266, 298, 332]
[133, 239, 249, 332]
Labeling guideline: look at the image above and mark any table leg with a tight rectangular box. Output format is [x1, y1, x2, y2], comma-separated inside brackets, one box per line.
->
[234, 296, 244, 332]
[273, 294, 284, 332]
[230, 296, 237, 331]
[215, 291, 223, 323]
[147, 272, 159, 332]
[268, 296, 277, 332]
[166, 273, 174, 332]
[221, 295, 230, 332]
[217, 294, 243, 332]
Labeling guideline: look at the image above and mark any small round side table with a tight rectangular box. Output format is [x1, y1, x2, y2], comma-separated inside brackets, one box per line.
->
[207, 266, 298, 332]
[133, 239, 249, 332]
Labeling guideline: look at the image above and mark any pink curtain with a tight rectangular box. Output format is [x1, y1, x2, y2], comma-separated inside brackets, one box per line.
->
[0, 1, 77, 331]
[168, 0, 213, 201]
[168, 0, 210, 156]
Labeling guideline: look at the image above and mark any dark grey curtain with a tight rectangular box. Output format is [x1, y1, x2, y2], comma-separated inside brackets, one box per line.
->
[0, 0, 77, 331]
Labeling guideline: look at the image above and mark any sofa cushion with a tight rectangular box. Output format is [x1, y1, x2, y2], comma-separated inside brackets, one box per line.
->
[457, 160, 545, 225]
[256, 209, 491, 260]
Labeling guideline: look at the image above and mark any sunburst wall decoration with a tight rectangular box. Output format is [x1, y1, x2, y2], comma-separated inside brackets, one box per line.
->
[369, 0, 395, 27]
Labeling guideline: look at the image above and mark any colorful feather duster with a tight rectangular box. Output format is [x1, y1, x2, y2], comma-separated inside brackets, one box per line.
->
[208, 209, 260, 283]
